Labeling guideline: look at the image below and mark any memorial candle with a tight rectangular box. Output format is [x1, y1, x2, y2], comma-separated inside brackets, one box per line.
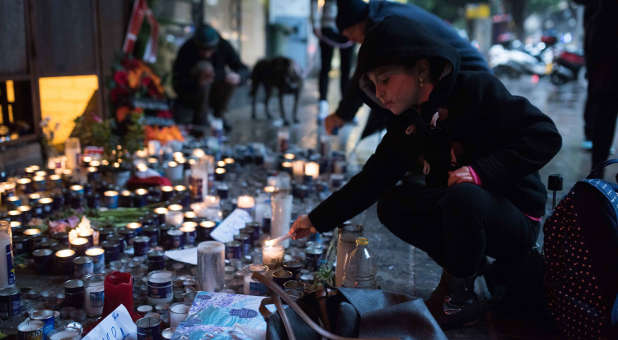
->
[165, 161, 183, 182]
[283, 153, 295, 161]
[127, 222, 143, 235]
[180, 222, 197, 246]
[49, 174, 62, 189]
[262, 240, 285, 269]
[281, 161, 293, 175]
[85, 247, 105, 273]
[90, 160, 101, 167]
[216, 160, 226, 168]
[39, 197, 54, 217]
[237, 195, 255, 216]
[134, 188, 149, 207]
[154, 207, 168, 225]
[136, 149, 148, 159]
[104, 191, 119, 209]
[147, 157, 159, 167]
[28, 193, 41, 205]
[192, 148, 206, 158]
[55, 249, 76, 275]
[7, 196, 21, 208]
[304, 161, 320, 181]
[17, 178, 33, 193]
[214, 168, 226, 181]
[292, 159, 305, 182]
[70, 184, 84, 196]
[161, 186, 174, 201]
[87, 167, 99, 182]
[70, 237, 89, 256]
[120, 190, 133, 207]
[33, 176, 46, 192]
[166, 204, 184, 227]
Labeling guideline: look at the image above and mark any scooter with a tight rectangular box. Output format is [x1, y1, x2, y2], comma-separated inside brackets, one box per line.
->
[489, 35, 555, 79]
[550, 49, 585, 85]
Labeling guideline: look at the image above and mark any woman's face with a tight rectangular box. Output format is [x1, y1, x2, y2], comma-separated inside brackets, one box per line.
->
[367, 63, 427, 115]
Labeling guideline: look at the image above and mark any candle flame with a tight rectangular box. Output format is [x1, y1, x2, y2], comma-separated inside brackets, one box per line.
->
[70, 216, 93, 242]
[56, 249, 75, 258]
[265, 239, 275, 247]
[85, 247, 104, 256]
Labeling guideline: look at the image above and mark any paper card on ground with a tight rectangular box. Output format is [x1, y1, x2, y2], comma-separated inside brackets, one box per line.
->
[210, 209, 252, 243]
[172, 291, 266, 340]
[165, 247, 198, 265]
[82, 305, 136, 340]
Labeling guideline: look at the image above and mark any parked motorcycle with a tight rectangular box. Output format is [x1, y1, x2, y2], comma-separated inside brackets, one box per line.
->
[550, 49, 585, 85]
[489, 35, 556, 79]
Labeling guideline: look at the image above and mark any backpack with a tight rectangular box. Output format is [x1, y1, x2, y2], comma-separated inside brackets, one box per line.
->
[544, 159, 618, 339]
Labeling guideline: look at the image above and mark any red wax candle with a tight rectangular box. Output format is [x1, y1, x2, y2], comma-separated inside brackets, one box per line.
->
[103, 271, 138, 320]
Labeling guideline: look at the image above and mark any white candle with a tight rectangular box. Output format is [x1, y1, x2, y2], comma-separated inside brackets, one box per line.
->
[165, 161, 183, 182]
[197, 241, 225, 292]
[136, 149, 148, 159]
[166, 204, 184, 226]
[292, 159, 305, 182]
[192, 148, 206, 158]
[216, 160, 226, 168]
[262, 241, 285, 268]
[271, 193, 292, 247]
[170, 303, 190, 330]
[203, 195, 220, 208]
[0, 221, 15, 289]
[237, 195, 255, 216]
[148, 140, 160, 156]
[283, 153, 295, 161]
[224, 157, 235, 165]
[304, 161, 320, 179]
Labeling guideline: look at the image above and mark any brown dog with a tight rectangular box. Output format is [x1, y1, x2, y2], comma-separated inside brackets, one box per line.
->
[250, 57, 303, 125]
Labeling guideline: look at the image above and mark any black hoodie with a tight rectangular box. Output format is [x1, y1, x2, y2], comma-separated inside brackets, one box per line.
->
[308, 16, 562, 232]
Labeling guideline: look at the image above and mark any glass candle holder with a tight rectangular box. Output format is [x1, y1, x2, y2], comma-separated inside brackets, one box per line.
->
[104, 191, 119, 209]
[70, 237, 89, 256]
[161, 186, 174, 201]
[166, 204, 184, 227]
[169, 303, 190, 330]
[134, 188, 149, 208]
[154, 207, 168, 226]
[237, 195, 255, 216]
[180, 222, 197, 246]
[197, 221, 216, 242]
[85, 247, 105, 274]
[262, 242, 284, 269]
[55, 249, 76, 276]
[214, 168, 226, 181]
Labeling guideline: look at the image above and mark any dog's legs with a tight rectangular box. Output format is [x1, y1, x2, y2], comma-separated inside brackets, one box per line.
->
[251, 84, 258, 119]
[292, 91, 300, 124]
[264, 86, 273, 119]
[279, 92, 289, 126]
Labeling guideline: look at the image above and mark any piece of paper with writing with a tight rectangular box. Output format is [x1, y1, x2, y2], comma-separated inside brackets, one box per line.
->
[83, 305, 137, 340]
[209, 209, 252, 243]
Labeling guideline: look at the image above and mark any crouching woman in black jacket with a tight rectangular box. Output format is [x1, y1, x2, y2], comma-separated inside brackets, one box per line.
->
[290, 16, 562, 328]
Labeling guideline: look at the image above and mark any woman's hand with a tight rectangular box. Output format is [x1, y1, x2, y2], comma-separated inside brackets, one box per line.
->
[324, 113, 345, 135]
[290, 215, 317, 240]
[447, 166, 476, 187]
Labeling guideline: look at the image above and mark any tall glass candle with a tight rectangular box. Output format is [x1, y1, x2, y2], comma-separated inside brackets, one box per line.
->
[0, 221, 15, 288]
[197, 241, 225, 292]
[304, 161, 320, 180]
[292, 159, 305, 182]
[271, 193, 292, 247]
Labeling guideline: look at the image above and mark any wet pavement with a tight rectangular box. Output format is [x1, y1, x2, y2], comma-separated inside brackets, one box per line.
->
[222, 73, 613, 339]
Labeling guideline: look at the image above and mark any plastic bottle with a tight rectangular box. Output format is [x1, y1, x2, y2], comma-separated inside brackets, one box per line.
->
[342, 237, 377, 289]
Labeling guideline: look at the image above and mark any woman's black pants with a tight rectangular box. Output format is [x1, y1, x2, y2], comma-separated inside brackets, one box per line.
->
[377, 182, 540, 278]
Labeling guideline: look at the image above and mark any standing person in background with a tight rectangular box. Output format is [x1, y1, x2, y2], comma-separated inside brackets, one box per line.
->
[173, 24, 249, 132]
[311, 0, 355, 120]
[573, 0, 618, 177]
[324, 0, 489, 138]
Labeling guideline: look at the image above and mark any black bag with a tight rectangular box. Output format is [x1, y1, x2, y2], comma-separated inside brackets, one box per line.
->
[544, 159, 618, 339]
[253, 272, 448, 340]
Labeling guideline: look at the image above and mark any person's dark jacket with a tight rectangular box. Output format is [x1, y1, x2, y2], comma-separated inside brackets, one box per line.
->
[335, 0, 489, 122]
[309, 16, 562, 232]
[172, 35, 249, 96]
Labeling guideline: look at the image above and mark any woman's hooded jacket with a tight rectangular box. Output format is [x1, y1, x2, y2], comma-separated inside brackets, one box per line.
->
[308, 16, 562, 231]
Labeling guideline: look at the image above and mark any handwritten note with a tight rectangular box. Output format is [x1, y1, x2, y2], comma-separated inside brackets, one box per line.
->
[82, 305, 136, 340]
[209, 209, 252, 243]
[165, 247, 198, 265]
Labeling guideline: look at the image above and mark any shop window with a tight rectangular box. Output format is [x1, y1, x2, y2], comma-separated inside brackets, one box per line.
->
[0, 80, 34, 143]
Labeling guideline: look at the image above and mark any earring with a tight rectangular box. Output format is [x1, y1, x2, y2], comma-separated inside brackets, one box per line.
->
[419, 78, 424, 88]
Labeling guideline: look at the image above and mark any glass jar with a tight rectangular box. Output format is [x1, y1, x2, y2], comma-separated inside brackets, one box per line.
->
[84, 273, 105, 317]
